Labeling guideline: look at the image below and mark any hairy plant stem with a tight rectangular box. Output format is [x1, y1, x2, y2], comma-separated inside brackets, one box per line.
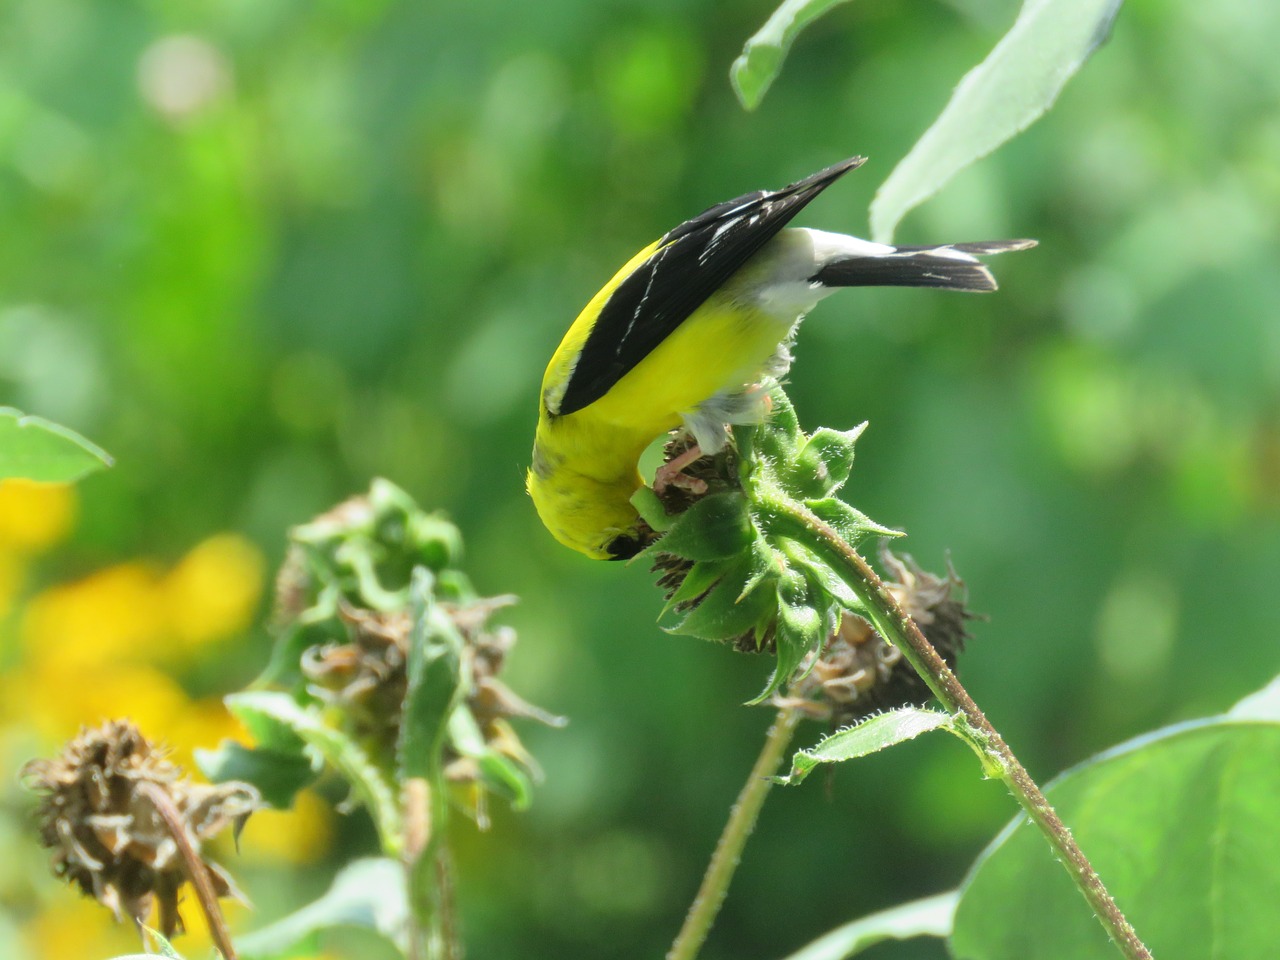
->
[136, 781, 238, 960]
[776, 496, 1154, 960]
[403, 776, 460, 960]
[667, 706, 802, 960]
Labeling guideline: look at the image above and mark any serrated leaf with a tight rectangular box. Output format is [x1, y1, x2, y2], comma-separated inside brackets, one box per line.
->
[807, 498, 900, 547]
[952, 717, 1280, 960]
[730, 0, 863, 110]
[236, 858, 408, 959]
[654, 491, 755, 561]
[398, 569, 464, 783]
[226, 691, 403, 851]
[776, 708, 954, 785]
[870, 0, 1122, 242]
[195, 741, 320, 809]
[0, 407, 112, 482]
[780, 892, 957, 960]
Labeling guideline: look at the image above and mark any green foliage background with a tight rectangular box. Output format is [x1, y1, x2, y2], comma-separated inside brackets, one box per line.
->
[2, 0, 1279, 957]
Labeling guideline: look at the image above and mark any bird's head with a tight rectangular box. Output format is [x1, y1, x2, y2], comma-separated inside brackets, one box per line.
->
[526, 458, 653, 561]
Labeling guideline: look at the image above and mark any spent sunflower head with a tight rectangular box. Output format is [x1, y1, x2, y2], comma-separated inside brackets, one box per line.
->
[22, 719, 258, 939]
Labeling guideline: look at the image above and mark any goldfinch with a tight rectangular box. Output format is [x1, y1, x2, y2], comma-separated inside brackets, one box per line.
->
[529, 157, 1034, 560]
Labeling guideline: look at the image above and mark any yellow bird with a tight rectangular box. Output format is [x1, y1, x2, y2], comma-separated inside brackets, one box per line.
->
[529, 157, 1034, 559]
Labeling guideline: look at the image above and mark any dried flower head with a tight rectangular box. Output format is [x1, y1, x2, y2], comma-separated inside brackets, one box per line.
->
[302, 593, 563, 789]
[22, 720, 258, 940]
[252, 479, 562, 828]
[780, 547, 974, 724]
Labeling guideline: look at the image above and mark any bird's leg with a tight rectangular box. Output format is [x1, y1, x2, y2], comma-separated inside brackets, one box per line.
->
[653, 443, 708, 495]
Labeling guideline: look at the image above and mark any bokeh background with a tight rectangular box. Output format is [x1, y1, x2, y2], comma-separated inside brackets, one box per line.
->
[2, 0, 1278, 957]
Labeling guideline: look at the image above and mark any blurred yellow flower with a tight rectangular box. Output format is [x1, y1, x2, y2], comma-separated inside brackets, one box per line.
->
[164, 695, 249, 770]
[21, 896, 137, 960]
[163, 532, 265, 651]
[0, 549, 21, 620]
[21, 562, 168, 670]
[2, 661, 190, 744]
[18, 533, 265, 673]
[6, 531, 268, 799]
[21, 882, 254, 960]
[0, 480, 76, 553]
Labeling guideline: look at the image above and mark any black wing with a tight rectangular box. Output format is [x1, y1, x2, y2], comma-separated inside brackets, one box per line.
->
[554, 156, 866, 416]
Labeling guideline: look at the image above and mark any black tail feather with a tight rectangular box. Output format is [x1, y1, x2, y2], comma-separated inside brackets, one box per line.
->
[814, 238, 1036, 293]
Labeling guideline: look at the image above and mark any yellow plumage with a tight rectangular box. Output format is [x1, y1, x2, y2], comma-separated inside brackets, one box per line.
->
[528, 158, 1033, 559]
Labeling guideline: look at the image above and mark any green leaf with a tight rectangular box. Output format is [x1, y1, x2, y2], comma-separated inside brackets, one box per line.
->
[407, 512, 465, 570]
[0, 407, 112, 482]
[776, 708, 954, 785]
[662, 554, 776, 642]
[662, 556, 731, 613]
[253, 586, 345, 687]
[805, 498, 900, 547]
[730, 0, 863, 110]
[952, 718, 1280, 959]
[236, 858, 408, 959]
[222, 691, 313, 754]
[397, 568, 464, 783]
[652, 491, 755, 562]
[741, 389, 802, 468]
[766, 575, 827, 700]
[869, 0, 1122, 241]
[195, 741, 320, 809]
[226, 691, 403, 852]
[447, 706, 533, 808]
[779, 892, 957, 960]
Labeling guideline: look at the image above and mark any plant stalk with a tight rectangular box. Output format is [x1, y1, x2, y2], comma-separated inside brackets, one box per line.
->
[667, 706, 802, 960]
[780, 497, 1153, 960]
[403, 776, 460, 960]
[137, 781, 238, 960]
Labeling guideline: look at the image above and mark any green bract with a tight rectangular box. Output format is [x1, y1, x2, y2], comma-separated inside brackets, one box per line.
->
[636, 391, 897, 699]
